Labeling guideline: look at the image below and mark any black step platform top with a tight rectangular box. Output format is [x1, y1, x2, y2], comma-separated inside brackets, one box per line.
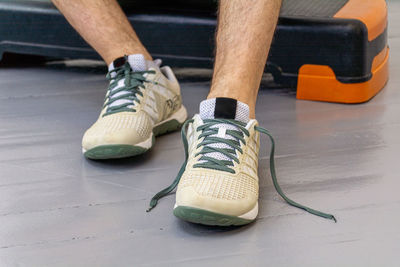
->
[280, 0, 349, 18]
[0, 0, 349, 18]
[121, 0, 350, 18]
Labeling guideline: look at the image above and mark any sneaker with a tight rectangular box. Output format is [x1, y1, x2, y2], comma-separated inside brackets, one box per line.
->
[82, 54, 187, 159]
[147, 97, 336, 226]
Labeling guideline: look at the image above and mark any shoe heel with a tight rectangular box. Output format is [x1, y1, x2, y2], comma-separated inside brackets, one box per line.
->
[153, 119, 184, 136]
[153, 105, 187, 136]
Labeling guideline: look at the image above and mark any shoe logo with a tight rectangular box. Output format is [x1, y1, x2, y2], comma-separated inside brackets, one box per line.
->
[166, 95, 181, 112]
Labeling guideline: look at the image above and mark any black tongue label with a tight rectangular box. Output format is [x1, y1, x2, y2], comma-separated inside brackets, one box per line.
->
[214, 97, 237, 119]
[113, 56, 126, 68]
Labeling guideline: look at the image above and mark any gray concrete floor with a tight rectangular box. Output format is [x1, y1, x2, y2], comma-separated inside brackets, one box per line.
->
[1, 3, 400, 267]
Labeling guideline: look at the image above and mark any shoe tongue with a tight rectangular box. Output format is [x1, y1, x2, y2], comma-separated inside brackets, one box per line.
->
[199, 98, 250, 123]
[197, 98, 250, 165]
[108, 54, 148, 72]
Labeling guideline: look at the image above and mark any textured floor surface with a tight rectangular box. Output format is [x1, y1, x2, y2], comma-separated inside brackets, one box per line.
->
[1, 3, 400, 267]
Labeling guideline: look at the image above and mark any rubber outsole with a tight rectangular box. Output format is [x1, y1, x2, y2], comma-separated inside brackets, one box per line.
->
[173, 206, 254, 226]
[83, 141, 153, 160]
[84, 118, 184, 160]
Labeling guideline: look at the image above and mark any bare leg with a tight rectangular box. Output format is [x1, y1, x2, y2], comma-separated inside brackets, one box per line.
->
[209, 0, 282, 118]
[51, 0, 152, 65]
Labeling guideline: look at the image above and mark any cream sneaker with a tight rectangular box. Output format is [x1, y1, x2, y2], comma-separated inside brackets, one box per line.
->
[82, 54, 187, 159]
[147, 98, 336, 226]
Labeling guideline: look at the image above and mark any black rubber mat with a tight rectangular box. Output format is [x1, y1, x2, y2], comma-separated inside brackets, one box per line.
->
[280, 0, 349, 18]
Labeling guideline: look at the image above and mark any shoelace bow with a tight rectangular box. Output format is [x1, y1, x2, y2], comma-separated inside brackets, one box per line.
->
[147, 118, 336, 223]
[103, 61, 155, 117]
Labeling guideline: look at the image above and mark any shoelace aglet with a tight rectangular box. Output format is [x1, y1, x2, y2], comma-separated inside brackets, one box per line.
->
[146, 199, 158, 212]
[325, 213, 337, 223]
[302, 205, 337, 222]
[311, 210, 337, 223]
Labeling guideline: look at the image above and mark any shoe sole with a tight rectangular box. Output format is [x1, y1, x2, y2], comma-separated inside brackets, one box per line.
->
[83, 105, 187, 159]
[173, 204, 258, 226]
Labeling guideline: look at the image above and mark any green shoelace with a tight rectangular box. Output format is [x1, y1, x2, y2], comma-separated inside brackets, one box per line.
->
[103, 61, 155, 117]
[147, 118, 337, 223]
[193, 119, 250, 173]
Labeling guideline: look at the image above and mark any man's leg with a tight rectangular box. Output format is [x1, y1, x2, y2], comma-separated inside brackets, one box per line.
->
[148, 0, 285, 226]
[51, 0, 152, 64]
[209, 0, 282, 118]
